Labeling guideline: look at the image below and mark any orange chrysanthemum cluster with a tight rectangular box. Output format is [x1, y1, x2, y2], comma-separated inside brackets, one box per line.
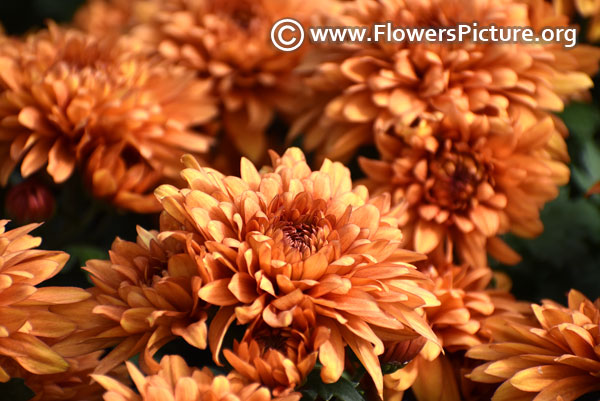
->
[297, 0, 599, 160]
[153, 147, 441, 396]
[95, 355, 284, 401]
[0, 220, 90, 381]
[0, 0, 597, 399]
[0, 24, 216, 212]
[467, 290, 600, 400]
[384, 262, 529, 400]
[128, 0, 327, 163]
[293, 0, 600, 266]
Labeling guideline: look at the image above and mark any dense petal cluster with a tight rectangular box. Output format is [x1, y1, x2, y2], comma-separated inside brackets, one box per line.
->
[292, 0, 600, 265]
[131, 0, 327, 163]
[155, 148, 440, 395]
[295, 0, 599, 161]
[360, 110, 570, 266]
[384, 263, 529, 401]
[0, 24, 216, 212]
[422, 263, 527, 352]
[95, 354, 281, 401]
[468, 290, 600, 400]
[0, 220, 90, 381]
[224, 303, 321, 398]
[75, 227, 210, 375]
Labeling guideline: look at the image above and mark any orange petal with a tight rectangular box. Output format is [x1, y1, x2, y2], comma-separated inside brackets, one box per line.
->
[208, 306, 236, 366]
[199, 279, 239, 306]
[0, 333, 68, 375]
[47, 138, 75, 183]
[414, 219, 443, 254]
[318, 320, 344, 384]
[17, 287, 90, 305]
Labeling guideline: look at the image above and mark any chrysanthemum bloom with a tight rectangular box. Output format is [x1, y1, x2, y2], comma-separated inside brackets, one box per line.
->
[0, 220, 90, 381]
[73, 0, 159, 37]
[0, 24, 216, 212]
[94, 354, 281, 401]
[384, 263, 530, 401]
[360, 106, 570, 266]
[72, 227, 209, 375]
[468, 289, 600, 400]
[155, 147, 440, 395]
[132, 0, 328, 163]
[224, 301, 324, 398]
[293, 0, 600, 162]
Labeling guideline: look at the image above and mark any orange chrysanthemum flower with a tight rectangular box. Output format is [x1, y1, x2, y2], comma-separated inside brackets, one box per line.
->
[0, 220, 90, 381]
[94, 354, 281, 401]
[73, 0, 159, 37]
[385, 263, 529, 401]
[360, 107, 571, 266]
[224, 300, 323, 398]
[467, 290, 600, 400]
[155, 147, 440, 395]
[294, 0, 599, 162]
[132, 0, 326, 163]
[68, 227, 210, 375]
[0, 24, 216, 212]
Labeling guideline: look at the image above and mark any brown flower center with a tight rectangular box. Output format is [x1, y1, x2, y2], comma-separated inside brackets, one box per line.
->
[425, 151, 488, 211]
[280, 221, 319, 252]
[257, 332, 288, 352]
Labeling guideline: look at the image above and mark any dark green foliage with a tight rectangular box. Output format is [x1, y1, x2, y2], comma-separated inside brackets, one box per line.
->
[0, 378, 35, 401]
[300, 367, 365, 401]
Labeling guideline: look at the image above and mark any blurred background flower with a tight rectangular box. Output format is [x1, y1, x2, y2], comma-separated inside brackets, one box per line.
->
[0, 23, 216, 213]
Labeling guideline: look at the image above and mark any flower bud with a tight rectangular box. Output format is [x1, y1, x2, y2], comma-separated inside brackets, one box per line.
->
[381, 336, 427, 374]
[5, 179, 55, 224]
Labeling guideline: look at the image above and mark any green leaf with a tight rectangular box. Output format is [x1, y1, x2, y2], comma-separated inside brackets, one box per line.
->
[0, 378, 35, 401]
[301, 368, 365, 401]
[572, 141, 600, 192]
[559, 102, 600, 142]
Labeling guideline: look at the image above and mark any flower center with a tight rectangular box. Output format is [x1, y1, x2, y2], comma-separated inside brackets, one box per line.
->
[258, 332, 288, 352]
[280, 221, 319, 252]
[426, 151, 487, 211]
